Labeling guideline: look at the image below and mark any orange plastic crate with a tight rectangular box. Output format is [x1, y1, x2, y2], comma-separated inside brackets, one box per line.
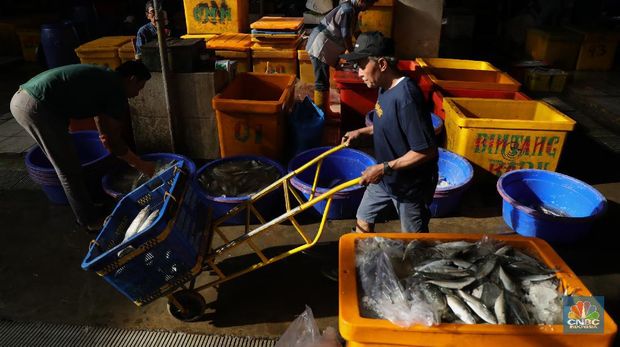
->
[423, 67, 521, 92]
[340, 233, 617, 347]
[250, 16, 303, 31]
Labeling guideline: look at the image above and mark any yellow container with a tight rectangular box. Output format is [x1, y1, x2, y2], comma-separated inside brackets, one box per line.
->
[416, 58, 499, 71]
[16, 30, 40, 62]
[425, 67, 521, 92]
[217, 50, 251, 72]
[525, 68, 568, 93]
[526, 28, 581, 70]
[207, 33, 252, 72]
[297, 48, 335, 85]
[252, 49, 298, 75]
[358, 6, 393, 38]
[184, 0, 249, 34]
[443, 98, 575, 176]
[75, 36, 134, 69]
[574, 31, 620, 70]
[250, 16, 303, 31]
[212, 73, 296, 159]
[118, 41, 136, 63]
[339, 233, 618, 347]
[180, 33, 218, 43]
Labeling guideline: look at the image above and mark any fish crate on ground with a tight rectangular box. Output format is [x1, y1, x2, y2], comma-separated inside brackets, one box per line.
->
[339, 233, 617, 346]
[81, 162, 208, 306]
[443, 98, 575, 177]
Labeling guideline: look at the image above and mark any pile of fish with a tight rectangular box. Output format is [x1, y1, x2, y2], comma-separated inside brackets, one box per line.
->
[356, 237, 564, 327]
[107, 160, 177, 195]
[199, 159, 281, 197]
[117, 204, 161, 257]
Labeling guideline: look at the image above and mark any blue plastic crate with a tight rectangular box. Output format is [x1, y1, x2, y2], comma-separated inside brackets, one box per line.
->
[82, 163, 208, 305]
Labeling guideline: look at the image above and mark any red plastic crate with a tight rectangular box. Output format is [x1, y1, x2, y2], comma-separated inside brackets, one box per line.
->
[432, 88, 530, 120]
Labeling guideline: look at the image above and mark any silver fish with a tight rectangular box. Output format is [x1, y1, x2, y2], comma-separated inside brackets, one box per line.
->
[480, 282, 502, 309]
[419, 282, 447, 315]
[123, 205, 150, 243]
[495, 245, 512, 256]
[446, 294, 476, 324]
[475, 256, 497, 280]
[494, 290, 507, 324]
[499, 266, 518, 294]
[452, 259, 475, 270]
[414, 259, 452, 272]
[427, 277, 475, 289]
[506, 293, 532, 325]
[458, 290, 497, 324]
[520, 273, 557, 284]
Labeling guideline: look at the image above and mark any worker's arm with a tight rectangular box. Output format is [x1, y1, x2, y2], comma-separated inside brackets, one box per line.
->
[342, 125, 373, 145]
[360, 146, 438, 186]
[94, 115, 155, 176]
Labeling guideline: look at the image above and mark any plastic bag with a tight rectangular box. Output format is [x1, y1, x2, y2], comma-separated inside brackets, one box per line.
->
[357, 238, 438, 328]
[275, 306, 342, 347]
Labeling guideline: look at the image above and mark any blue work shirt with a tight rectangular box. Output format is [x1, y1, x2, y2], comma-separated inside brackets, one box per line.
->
[135, 22, 158, 55]
[372, 77, 438, 201]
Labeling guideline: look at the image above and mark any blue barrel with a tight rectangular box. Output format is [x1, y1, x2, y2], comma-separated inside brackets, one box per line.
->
[195, 156, 286, 225]
[25, 131, 113, 204]
[101, 153, 197, 200]
[289, 96, 325, 157]
[430, 148, 474, 217]
[497, 169, 607, 243]
[288, 147, 376, 219]
[40, 21, 80, 68]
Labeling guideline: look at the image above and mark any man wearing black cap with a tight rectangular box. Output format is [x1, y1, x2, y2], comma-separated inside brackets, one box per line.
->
[341, 32, 438, 233]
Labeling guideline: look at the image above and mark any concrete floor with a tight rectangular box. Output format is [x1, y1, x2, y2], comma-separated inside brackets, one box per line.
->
[0, 60, 619, 344]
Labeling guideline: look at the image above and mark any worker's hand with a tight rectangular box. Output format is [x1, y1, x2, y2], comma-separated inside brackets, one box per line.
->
[359, 163, 384, 186]
[341, 129, 361, 146]
[135, 159, 156, 177]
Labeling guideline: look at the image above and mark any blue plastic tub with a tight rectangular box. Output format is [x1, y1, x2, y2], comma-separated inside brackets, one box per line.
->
[25, 131, 112, 204]
[430, 148, 474, 217]
[497, 169, 607, 243]
[288, 147, 376, 219]
[101, 153, 197, 200]
[195, 156, 286, 225]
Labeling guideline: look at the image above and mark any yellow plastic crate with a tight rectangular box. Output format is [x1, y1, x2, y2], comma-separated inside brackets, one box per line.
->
[339, 233, 618, 347]
[524, 68, 568, 93]
[75, 36, 134, 69]
[425, 67, 521, 92]
[206, 32, 251, 51]
[252, 49, 298, 75]
[358, 6, 393, 38]
[297, 48, 335, 85]
[526, 28, 581, 70]
[250, 16, 303, 31]
[574, 30, 620, 70]
[184, 0, 249, 34]
[443, 98, 575, 176]
[416, 58, 499, 71]
[16, 30, 40, 62]
[216, 50, 251, 72]
[118, 41, 136, 63]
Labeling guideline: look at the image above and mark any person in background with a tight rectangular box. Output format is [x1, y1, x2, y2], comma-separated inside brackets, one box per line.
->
[10, 61, 156, 232]
[135, 1, 170, 59]
[305, 0, 377, 111]
[340, 32, 439, 233]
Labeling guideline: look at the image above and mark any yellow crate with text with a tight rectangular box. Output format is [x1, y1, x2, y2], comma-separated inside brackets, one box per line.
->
[340, 233, 617, 346]
[16, 30, 40, 62]
[358, 6, 393, 38]
[75, 36, 134, 69]
[574, 31, 620, 70]
[443, 98, 575, 176]
[184, 0, 249, 34]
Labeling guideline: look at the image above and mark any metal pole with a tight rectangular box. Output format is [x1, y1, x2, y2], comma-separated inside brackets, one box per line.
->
[152, 0, 176, 152]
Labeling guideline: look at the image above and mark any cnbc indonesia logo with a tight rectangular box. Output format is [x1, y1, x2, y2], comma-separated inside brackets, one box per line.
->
[566, 299, 601, 330]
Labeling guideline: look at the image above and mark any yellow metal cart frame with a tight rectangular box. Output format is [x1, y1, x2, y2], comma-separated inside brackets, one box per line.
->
[167, 143, 361, 321]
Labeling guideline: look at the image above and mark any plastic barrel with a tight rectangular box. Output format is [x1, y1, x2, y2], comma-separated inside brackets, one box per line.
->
[40, 21, 80, 68]
[25, 131, 113, 204]
[195, 156, 286, 225]
[430, 148, 474, 217]
[497, 169, 607, 243]
[289, 147, 376, 219]
[101, 153, 197, 200]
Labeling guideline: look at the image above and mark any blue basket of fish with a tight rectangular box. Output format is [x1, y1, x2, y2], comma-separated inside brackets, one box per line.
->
[81, 162, 208, 305]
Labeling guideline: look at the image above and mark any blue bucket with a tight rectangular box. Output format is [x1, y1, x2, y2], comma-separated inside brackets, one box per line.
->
[101, 153, 197, 200]
[288, 147, 376, 219]
[25, 131, 112, 204]
[195, 156, 285, 225]
[430, 148, 474, 217]
[497, 169, 607, 243]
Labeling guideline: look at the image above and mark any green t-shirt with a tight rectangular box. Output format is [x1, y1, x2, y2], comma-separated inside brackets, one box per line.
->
[21, 64, 127, 120]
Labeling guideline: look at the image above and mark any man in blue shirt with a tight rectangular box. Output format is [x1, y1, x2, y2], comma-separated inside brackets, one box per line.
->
[341, 32, 438, 232]
[135, 1, 169, 59]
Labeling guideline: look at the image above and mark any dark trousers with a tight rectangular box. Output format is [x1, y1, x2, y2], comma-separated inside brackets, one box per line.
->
[311, 56, 330, 92]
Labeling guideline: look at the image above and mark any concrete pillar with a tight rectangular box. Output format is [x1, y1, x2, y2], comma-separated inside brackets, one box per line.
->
[393, 0, 443, 59]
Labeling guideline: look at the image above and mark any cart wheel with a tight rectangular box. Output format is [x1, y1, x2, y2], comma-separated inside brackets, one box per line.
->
[167, 290, 206, 322]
